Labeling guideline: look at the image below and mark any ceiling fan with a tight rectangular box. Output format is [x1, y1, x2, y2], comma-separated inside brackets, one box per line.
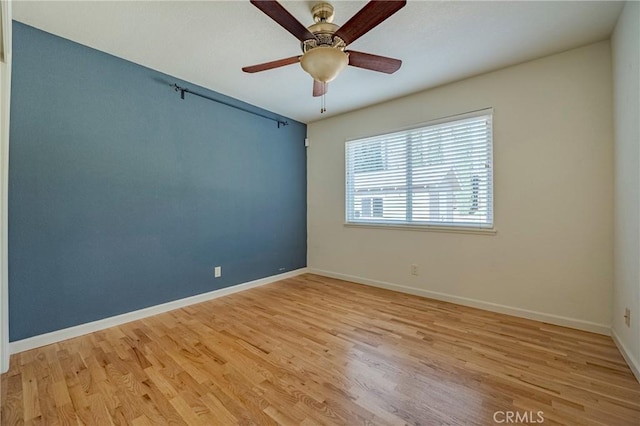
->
[243, 0, 406, 111]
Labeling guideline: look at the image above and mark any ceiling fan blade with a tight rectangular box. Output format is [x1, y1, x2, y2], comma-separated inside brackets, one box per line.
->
[334, 0, 406, 46]
[250, 0, 318, 42]
[313, 80, 328, 97]
[242, 56, 300, 73]
[347, 50, 402, 74]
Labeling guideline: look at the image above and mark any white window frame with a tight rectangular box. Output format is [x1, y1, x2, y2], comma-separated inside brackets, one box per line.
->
[345, 108, 495, 235]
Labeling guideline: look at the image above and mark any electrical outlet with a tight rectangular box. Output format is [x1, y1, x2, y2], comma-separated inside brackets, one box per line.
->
[624, 308, 631, 327]
[411, 264, 419, 276]
[214, 266, 222, 278]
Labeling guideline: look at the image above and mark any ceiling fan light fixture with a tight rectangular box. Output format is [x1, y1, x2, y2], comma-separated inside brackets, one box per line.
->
[300, 46, 348, 83]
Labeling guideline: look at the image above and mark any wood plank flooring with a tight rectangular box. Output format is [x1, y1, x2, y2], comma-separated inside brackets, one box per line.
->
[2, 273, 639, 425]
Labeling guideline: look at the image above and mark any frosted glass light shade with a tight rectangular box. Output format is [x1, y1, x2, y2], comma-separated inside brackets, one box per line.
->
[300, 47, 348, 83]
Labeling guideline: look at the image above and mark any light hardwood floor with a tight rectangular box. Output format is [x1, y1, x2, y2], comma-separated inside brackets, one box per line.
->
[2, 274, 639, 425]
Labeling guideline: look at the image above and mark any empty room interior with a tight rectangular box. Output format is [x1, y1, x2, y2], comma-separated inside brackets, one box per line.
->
[1, 0, 640, 424]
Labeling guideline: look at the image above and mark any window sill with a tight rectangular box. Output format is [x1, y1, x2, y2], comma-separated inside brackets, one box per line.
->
[343, 222, 497, 235]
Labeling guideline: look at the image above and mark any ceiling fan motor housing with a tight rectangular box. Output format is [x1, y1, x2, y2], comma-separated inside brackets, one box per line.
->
[302, 22, 345, 52]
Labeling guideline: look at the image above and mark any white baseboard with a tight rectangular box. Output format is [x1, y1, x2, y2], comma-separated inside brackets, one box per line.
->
[9, 268, 308, 354]
[611, 328, 640, 383]
[308, 268, 611, 336]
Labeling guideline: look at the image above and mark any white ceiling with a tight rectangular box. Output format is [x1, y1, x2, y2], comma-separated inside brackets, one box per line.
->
[14, 0, 624, 123]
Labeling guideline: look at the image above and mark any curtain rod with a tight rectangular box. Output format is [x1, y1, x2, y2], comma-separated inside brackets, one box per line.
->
[172, 84, 289, 128]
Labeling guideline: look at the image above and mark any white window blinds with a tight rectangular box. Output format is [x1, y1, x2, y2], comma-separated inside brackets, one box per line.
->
[346, 109, 493, 229]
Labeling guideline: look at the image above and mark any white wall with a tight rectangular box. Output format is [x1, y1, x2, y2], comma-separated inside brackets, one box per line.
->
[612, 1, 640, 380]
[0, 0, 12, 374]
[308, 41, 613, 334]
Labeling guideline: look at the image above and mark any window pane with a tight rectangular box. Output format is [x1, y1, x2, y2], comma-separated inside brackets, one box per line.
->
[346, 110, 493, 229]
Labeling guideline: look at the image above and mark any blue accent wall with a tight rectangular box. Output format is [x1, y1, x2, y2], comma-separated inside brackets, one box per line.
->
[9, 22, 307, 341]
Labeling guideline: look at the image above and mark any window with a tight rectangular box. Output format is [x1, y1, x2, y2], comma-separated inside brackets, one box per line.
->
[346, 109, 493, 229]
[361, 197, 384, 218]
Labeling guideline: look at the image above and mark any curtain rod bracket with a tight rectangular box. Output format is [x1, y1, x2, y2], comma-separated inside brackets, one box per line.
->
[171, 84, 287, 128]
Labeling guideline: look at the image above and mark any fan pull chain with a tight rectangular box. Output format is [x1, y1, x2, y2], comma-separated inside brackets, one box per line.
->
[321, 82, 327, 113]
